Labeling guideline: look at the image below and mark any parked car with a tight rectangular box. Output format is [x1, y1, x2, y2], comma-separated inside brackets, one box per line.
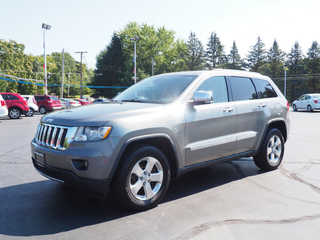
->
[0, 92, 29, 119]
[292, 93, 320, 112]
[60, 99, 81, 108]
[59, 100, 67, 109]
[74, 99, 91, 105]
[34, 95, 61, 114]
[21, 95, 39, 117]
[0, 94, 8, 117]
[31, 70, 290, 210]
[92, 98, 110, 104]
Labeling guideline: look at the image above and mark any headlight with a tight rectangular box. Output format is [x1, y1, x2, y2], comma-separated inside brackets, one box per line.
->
[74, 126, 112, 141]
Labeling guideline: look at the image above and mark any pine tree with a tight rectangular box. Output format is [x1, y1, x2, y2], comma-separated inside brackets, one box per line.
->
[286, 41, 306, 102]
[181, 32, 205, 70]
[245, 36, 266, 72]
[306, 41, 320, 92]
[205, 32, 225, 69]
[267, 40, 285, 76]
[93, 32, 129, 98]
[226, 41, 243, 70]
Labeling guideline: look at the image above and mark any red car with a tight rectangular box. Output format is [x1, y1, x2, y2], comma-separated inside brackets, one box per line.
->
[0, 92, 30, 119]
[34, 95, 61, 114]
[74, 99, 92, 105]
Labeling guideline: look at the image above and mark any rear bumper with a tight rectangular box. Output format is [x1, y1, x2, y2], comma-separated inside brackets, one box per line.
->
[31, 157, 110, 198]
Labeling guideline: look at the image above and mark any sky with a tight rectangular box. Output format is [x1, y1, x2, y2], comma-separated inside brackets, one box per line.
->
[1, 0, 319, 70]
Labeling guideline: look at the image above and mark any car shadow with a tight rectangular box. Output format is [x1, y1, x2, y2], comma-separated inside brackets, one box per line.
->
[0, 158, 264, 237]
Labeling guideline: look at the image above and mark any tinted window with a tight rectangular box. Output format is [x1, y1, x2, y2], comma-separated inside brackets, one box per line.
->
[2, 94, 9, 100]
[252, 78, 277, 98]
[35, 96, 46, 101]
[195, 76, 228, 103]
[8, 94, 19, 100]
[229, 77, 257, 101]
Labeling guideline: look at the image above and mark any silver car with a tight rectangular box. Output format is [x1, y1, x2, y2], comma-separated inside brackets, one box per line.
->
[292, 93, 320, 112]
[31, 70, 290, 210]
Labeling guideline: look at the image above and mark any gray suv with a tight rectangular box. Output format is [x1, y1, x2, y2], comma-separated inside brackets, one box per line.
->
[31, 70, 290, 210]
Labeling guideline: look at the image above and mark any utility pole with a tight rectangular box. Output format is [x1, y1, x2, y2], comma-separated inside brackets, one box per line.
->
[60, 49, 65, 99]
[76, 51, 87, 98]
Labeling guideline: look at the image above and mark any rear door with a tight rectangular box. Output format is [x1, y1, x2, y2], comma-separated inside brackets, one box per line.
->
[185, 76, 237, 166]
[228, 76, 268, 153]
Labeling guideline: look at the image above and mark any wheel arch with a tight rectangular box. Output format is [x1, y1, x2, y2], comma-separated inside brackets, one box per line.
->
[266, 120, 288, 143]
[110, 134, 179, 182]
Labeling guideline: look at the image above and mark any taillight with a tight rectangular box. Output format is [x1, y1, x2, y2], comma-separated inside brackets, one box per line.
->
[0, 100, 5, 106]
[314, 100, 318, 104]
[70, 101, 75, 104]
[287, 101, 289, 111]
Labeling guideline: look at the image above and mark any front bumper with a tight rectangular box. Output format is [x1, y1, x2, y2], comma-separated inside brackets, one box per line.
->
[31, 157, 110, 198]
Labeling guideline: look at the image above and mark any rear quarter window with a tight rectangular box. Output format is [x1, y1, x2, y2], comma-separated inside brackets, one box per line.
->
[252, 78, 277, 98]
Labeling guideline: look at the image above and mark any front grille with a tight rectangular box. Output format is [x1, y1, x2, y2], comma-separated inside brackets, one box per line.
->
[35, 123, 76, 151]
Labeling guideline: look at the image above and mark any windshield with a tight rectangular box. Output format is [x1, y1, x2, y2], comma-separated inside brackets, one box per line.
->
[114, 74, 197, 103]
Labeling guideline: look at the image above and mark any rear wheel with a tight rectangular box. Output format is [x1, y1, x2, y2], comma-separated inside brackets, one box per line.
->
[25, 108, 34, 117]
[307, 105, 313, 112]
[111, 145, 171, 211]
[254, 128, 284, 171]
[39, 106, 47, 114]
[8, 107, 21, 119]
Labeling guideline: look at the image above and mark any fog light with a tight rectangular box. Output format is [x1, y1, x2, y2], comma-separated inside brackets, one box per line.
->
[72, 159, 89, 171]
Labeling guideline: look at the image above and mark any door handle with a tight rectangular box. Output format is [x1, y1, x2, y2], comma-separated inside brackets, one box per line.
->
[223, 107, 234, 113]
[258, 103, 266, 108]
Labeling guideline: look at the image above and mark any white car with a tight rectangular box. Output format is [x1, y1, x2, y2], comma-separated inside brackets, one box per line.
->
[21, 95, 39, 117]
[292, 94, 320, 112]
[0, 94, 8, 117]
[60, 99, 81, 108]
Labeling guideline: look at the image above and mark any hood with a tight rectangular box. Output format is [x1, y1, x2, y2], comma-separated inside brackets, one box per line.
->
[41, 102, 165, 126]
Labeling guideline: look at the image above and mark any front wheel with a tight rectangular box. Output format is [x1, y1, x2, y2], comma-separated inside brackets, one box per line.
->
[292, 104, 297, 111]
[254, 128, 284, 171]
[111, 145, 171, 211]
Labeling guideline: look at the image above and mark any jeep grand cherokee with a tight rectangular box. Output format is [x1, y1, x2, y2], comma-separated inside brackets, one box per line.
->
[31, 70, 290, 210]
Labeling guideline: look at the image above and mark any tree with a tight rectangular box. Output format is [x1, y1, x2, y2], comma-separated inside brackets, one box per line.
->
[225, 41, 243, 70]
[180, 32, 205, 70]
[0, 40, 34, 93]
[286, 41, 307, 102]
[305, 41, 320, 92]
[205, 32, 225, 69]
[245, 36, 266, 72]
[93, 32, 129, 98]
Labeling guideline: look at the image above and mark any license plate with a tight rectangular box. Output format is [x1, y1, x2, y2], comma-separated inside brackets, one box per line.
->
[35, 151, 45, 165]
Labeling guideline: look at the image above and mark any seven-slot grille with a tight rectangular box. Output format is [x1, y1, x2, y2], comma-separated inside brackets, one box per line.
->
[35, 123, 73, 151]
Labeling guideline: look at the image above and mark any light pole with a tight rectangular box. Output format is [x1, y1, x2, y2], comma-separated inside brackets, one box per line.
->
[130, 36, 139, 84]
[42, 23, 51, 95]
[284, 65, 287, 98]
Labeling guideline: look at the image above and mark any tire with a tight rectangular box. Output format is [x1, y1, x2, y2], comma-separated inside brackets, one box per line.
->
[8, 107, 21, 119]
[25, 108, 34, 117]
[307, 105, 313, 112]
[253, 128, 284, 171]
[111, 145, 171, 211]
[292, 104, 297, 111]
[39, 106, 47, 114]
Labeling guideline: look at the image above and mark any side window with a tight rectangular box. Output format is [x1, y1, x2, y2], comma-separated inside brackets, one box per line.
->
[2, 94, 9, 101]
[195, 76, 228, 103]
[252, 78, 277, 98]
[305, 95, 311, 100]
[298, 95, 305, 101]
[8, 94, 19, 100]
[229, 77, 257, 101]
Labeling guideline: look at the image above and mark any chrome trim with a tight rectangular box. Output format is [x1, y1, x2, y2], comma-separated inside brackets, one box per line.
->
[35, 123, 77, 151]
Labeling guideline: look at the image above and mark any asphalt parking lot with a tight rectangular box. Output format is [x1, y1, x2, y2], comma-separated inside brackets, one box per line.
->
[1, 109, 320, 240]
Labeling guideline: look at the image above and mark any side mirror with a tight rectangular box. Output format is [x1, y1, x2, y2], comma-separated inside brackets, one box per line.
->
[193, 91, 213, 104]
